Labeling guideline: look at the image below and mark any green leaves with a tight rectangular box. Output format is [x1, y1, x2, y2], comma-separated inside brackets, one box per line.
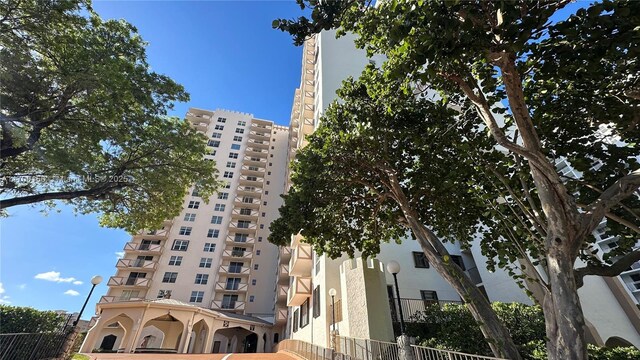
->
[0, 0, 221, 232]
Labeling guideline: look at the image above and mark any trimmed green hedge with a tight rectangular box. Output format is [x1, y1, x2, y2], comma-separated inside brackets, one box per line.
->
[407, 302, 639, 359]
[0, 305, 67, 333]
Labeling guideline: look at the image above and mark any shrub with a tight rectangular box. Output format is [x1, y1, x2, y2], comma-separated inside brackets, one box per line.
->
[0, 305, 68, 333]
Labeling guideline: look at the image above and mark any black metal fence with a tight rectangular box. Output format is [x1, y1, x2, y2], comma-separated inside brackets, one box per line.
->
[0, 314, 76, 360]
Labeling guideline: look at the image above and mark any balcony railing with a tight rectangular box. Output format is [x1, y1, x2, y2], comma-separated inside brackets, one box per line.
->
[211, 300, 246, 311]
[389, 298, 463, 323]
[123, 242, 163, 254]
[289, 244, 312, 277]
[215, 282, 248, 292]
[116, 259, 157, 270]
[225, 235, 256, 246]
[218, 265, 250, 275]
[107, 276, 151, 288]
[222, 249, 253, 259]
[287, 276, 312, 307]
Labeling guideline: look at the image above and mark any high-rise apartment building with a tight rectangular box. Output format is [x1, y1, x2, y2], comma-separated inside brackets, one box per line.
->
[81, 109, 290, 354]
[281, 31, 640, 350]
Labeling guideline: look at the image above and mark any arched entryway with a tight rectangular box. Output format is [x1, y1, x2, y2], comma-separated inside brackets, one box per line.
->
[99, 334, 117, 351]
[92, 313, 134, 352]
[187, 319, 210, 354]
[212, 326, 258, 353]
[135, 314, 184, 353]
[605, 336, 634, 348]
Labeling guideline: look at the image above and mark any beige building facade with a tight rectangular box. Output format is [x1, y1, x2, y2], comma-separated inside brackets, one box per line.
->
[81, 109, 290, 354]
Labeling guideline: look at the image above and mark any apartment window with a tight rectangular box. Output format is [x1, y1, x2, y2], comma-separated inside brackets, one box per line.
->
[157, 290, 171, 299]
[266, 181, 270, 185]
[258, 236, 262, 242]
[184, 213, 196, 222]
[204, 243, 216, 252]
[234, 233, 248, 242]
[252, 279, 257, 285]
[256, 250, 261, 256]
[211, 215, 223, 224]
[190, 291, 204, 303]
[300, 299, 310, 328]
[235, 128, 245, 134]
[199, 257, 213, 268]
[195, 274, 209, 285]
[242, 196, 254, 204]
[224, 183, 231, 189]
[217, 117, 226, 123]
[214, 124, 224, 130]
[119, 290, 140, 301]
[269, 162, 272, 166]
[238, 220, 251, 228]
[222, 294, 238, 309]
[208, 149, 216, 156]
[265, 191, 269, 195]
[218, 192, 229, 199]
[214, 204, 226, 211]
[293, 310, 299, 332]
[238, 120, 246, 126]
[229, 152, 239, 159]
[260, 224, 264, 229]
[315, 253, 321, 275]
[226, 162, 236, 168]
[168, 255, 183, 266]
[191, 188, 200, 197]
[229, 262, 243, 273]
[240, 208, 252, 215]
[261, 212, 266, 218]
[211, 133, 222, 139]
[249, 295, 255, 302]
[254, 264, 259, 270]
[188, 201, 200, 209]
[313, 286, 321, 318]
[208, 140, 220, 147]
[451, 255, 466, 270]
[268, 171, 272, 175]
[263, 201, 268, 205]
[233, 135, 243, 141]
[223, 171, 234, 178]
[420, 290, 439, 303]
[231, 144, 241, 150]
[172, 240, 189, 251]
[179, 226, 192, 236]
[413, 252, 429, 268]
[162, 272, 178, 283]
[247, 176, 258, 181]
[226, 277, 241, 290]
[207, 229, 220, 238]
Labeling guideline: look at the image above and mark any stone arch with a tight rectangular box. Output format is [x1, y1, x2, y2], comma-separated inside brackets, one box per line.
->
[93, 313, 134, 352]
[189, 319, 210, 354]
[137, 325, 164, 349]
[212, 326, 258, 353]
[137, 313, 185, 352]
[605, 336, 634, 348]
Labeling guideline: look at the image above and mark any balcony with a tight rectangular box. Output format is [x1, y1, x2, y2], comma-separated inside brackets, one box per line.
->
[228, 221, 257, 234]
[236, 185, 263, 196]
[287, 276, 312, 307]
[215, 282, 249, 293]
[107, 276, 151, 288]
[245, 147, 269, 158]
[251, 122, 272, 131]
[247, 138, 269, 149]
[123, 242, 163, 255]
[99, 295, 144, 304]
[211, 300, 246, 311]
[279, 247, 292, 262]
[186, 112, 212, 125]
[242, 156, 267, 167]
[240, 164, 266, 176]
[277, 284, 289, 302]
[290, 233, 304, 247]
[289, 243, 313, 277]
[218, 265, 251, 276]
[231, 208, 259, 219]
[238, 175, 264, 187]
[622, 261, 640, 275]
[116, 259, 157, 271]
[276, 306, 288, 324]
[234, 196, 261, 209]
[222, 249, 253, 260]
[225, 235, 256, 246]
[248, 131, 270, 140]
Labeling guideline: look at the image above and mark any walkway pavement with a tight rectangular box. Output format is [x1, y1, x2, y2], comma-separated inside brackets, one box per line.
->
[85, 353, 298, 360]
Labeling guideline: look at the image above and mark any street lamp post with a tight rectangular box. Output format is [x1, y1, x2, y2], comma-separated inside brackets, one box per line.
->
[386, 260, 406, 335]
[73, 275, 103, 327]
[328, 288, 337, 354]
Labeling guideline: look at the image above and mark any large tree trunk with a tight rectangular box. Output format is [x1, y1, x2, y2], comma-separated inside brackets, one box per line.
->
[388, 174, 522, 359]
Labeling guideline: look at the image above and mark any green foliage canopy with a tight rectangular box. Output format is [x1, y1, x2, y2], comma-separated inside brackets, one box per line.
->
[0, 0, 221, 232]
[0, 305, 67, 333]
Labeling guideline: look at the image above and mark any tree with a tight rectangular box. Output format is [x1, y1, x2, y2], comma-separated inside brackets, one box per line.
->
[0, 305, 67, 333]
[270, 69, 524, 359]
[1, 0, 221, 232]
[274, 1, 640, 359]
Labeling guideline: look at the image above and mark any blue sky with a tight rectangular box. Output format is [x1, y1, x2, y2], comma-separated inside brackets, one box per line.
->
[0, 0, 304, 317]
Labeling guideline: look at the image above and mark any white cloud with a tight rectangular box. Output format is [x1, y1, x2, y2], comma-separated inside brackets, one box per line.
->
[0, 283, 11, 304]
[64, 290, 80, 296]
[72, 280, 83, 285]
[115, 251, 125, 259]
[0, 282, 5, 294]
[34, 271, 79, 284]
[18, 284, 26, 290]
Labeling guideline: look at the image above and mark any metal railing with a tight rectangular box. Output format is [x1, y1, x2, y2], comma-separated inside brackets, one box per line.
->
[336, 336, 398, 360]
[276, 339, 337, 360]
[0, 314, 76, 360]
[411, 345, 507, 360]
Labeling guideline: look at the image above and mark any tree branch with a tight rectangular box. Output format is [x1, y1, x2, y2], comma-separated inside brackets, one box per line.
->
[575, 249, 640, 288]
[0, 182, 127, 209]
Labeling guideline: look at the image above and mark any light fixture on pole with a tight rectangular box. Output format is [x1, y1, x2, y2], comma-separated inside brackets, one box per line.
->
[328, 287, 337, 354]
[73, 275, 103, 327]
[386, 260, 406, 335]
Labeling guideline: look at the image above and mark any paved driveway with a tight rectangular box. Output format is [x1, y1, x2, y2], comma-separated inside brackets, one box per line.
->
[85, 353, 299, 360]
